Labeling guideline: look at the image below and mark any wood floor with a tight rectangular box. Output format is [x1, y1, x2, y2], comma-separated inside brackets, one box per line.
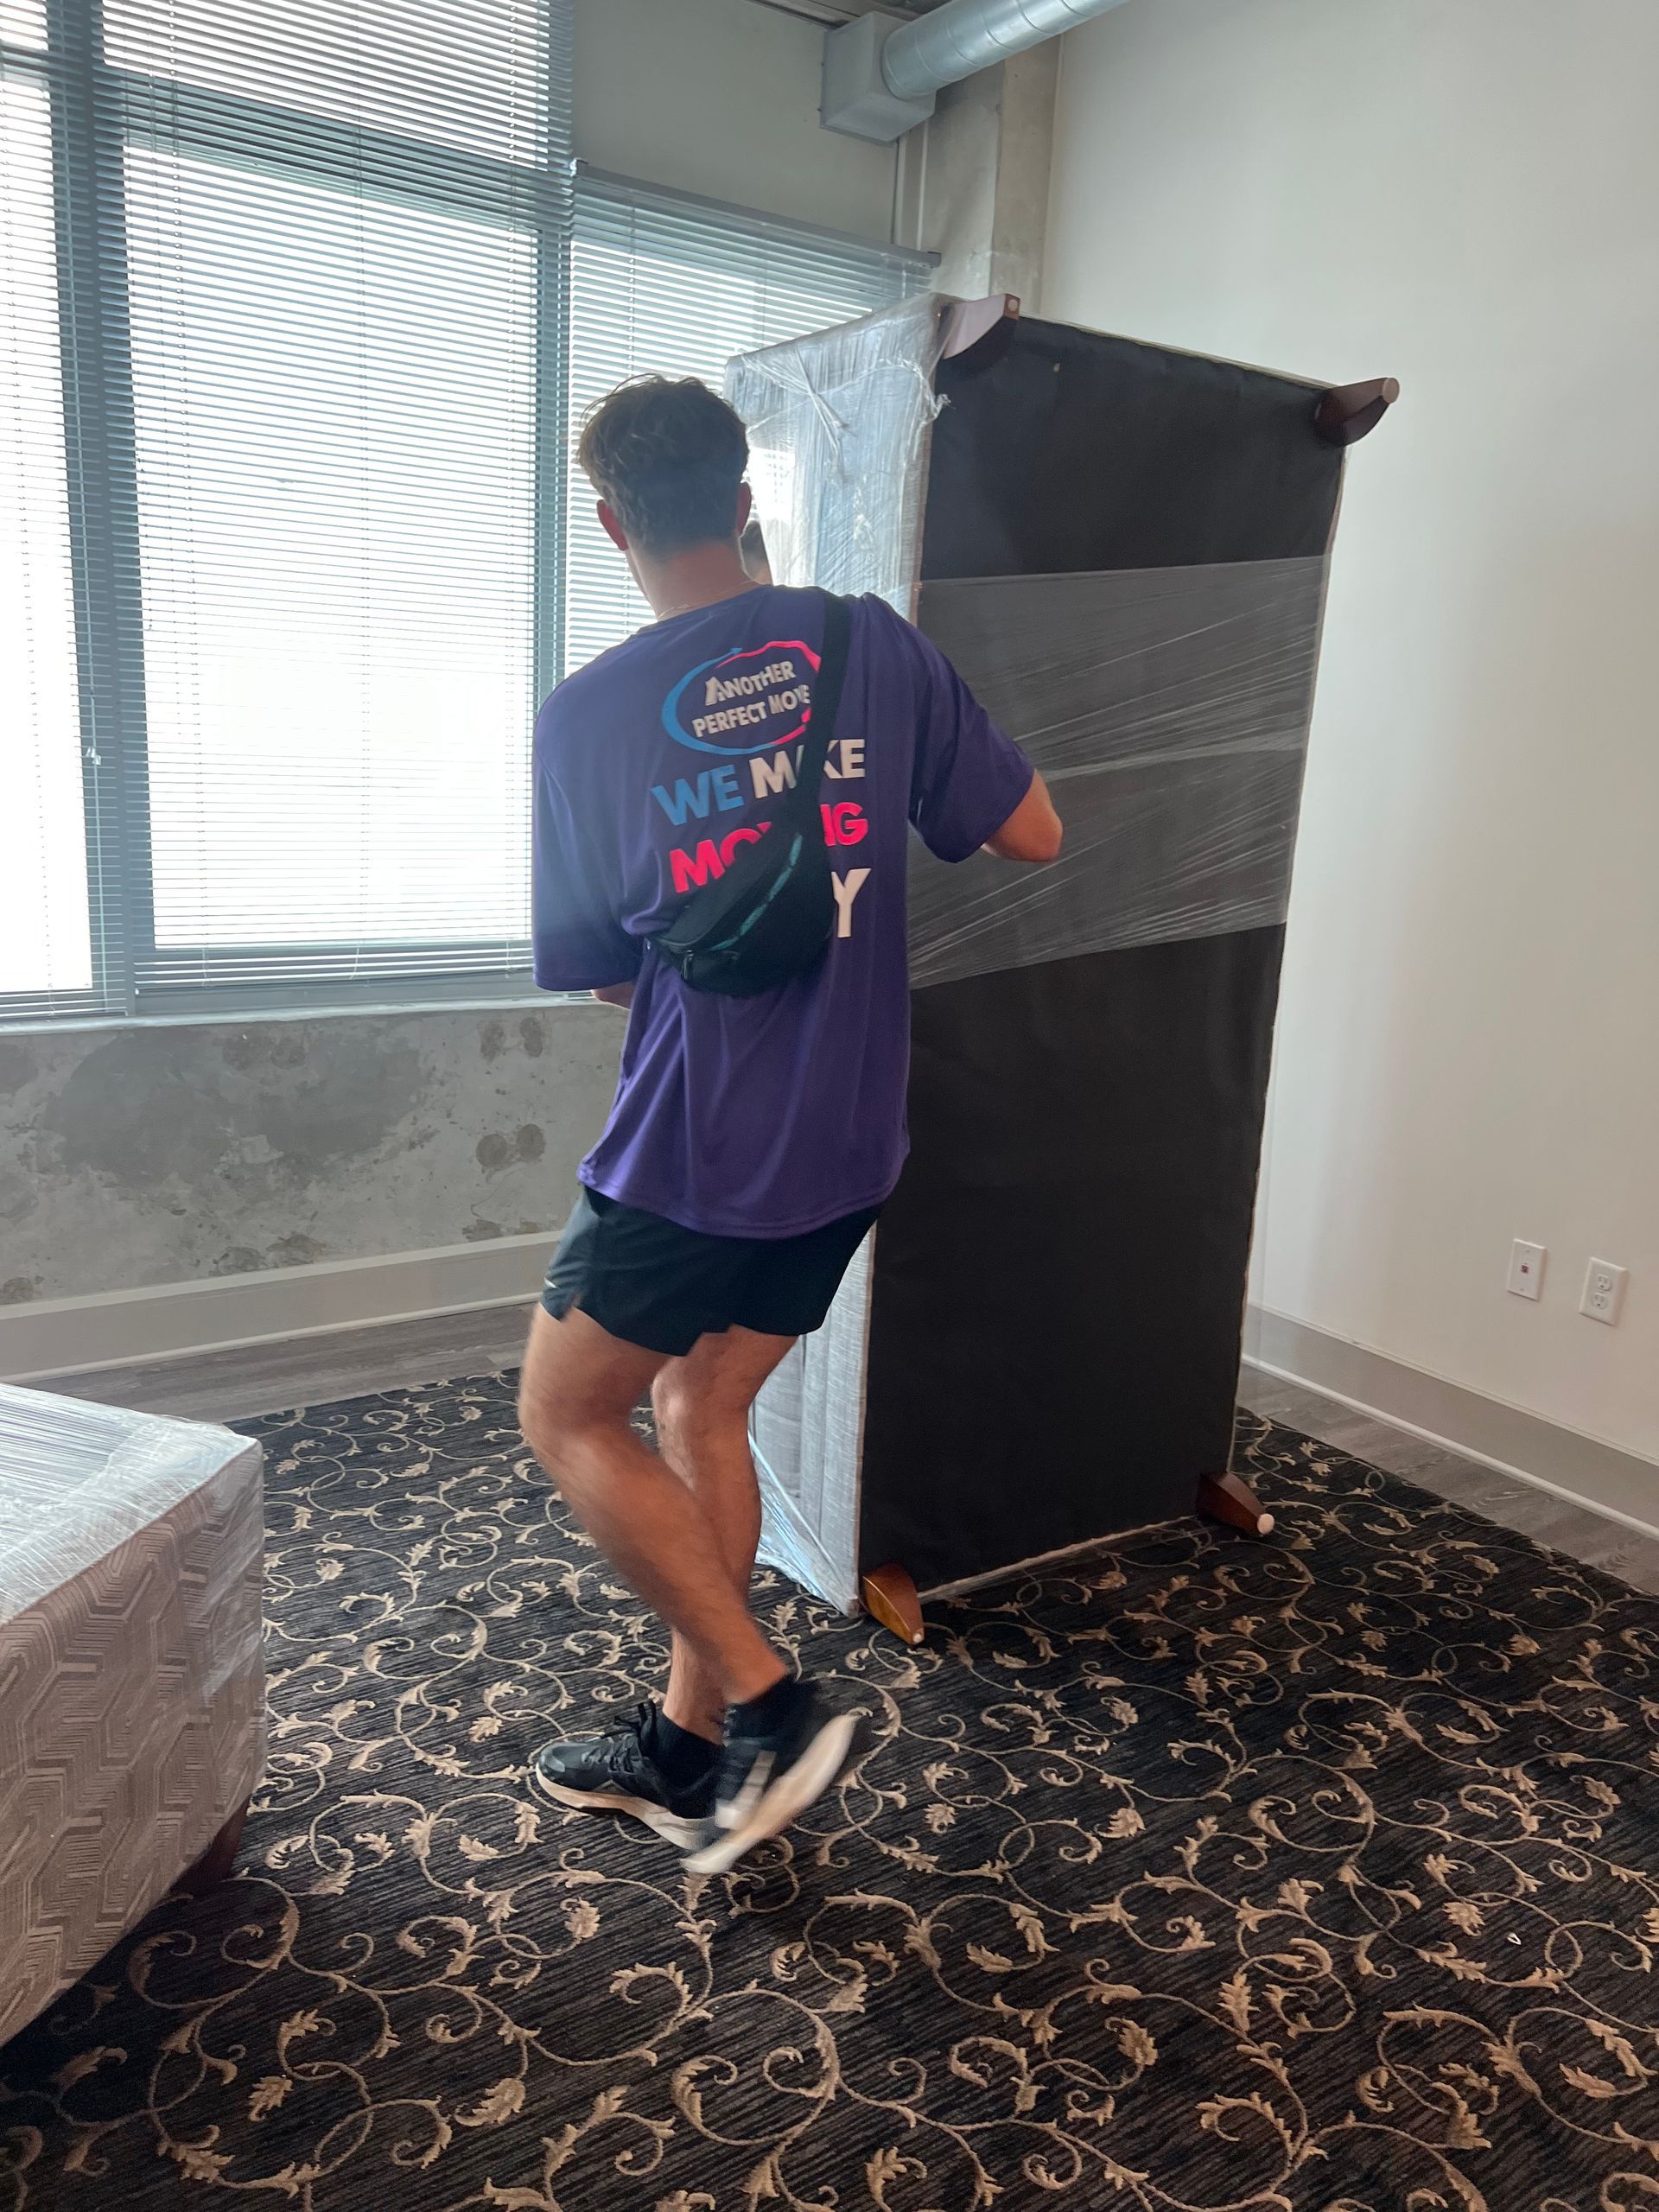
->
[1238, 1366, 1659, 1595]
[36, 1304, 536, 1426]
[35, 1305, 1659, 1596]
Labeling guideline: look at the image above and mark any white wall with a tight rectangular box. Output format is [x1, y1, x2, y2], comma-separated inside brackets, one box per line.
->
[573, 0, 898, 239]
[1045, 0, 1659, 1465]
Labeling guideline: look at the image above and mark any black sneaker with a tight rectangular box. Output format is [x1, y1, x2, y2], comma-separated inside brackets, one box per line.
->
[528, 1703, 716, 1848]
[683, 1677, 862, 1877]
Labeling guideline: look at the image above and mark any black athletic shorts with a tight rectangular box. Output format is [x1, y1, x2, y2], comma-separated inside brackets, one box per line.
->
[540, 1186, 880, 1358]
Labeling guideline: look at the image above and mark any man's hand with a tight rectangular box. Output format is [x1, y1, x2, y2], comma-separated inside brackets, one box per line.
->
[985, 774, 1063, 862]
[592, 982, 635, 1009]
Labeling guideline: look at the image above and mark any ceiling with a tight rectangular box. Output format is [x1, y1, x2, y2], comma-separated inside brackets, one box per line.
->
[745, 1, 934, 24]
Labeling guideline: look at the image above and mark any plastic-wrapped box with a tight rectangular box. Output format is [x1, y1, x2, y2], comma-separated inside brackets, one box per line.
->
[0, 1386, 265, 2043]
[728, 301, 1351, 1614]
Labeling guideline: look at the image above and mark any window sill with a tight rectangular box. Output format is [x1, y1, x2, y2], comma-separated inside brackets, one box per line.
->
[0, 992, 606, 1039]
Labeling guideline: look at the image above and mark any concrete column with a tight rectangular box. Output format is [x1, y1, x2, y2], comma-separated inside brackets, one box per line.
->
[894, 41, 1058, 309]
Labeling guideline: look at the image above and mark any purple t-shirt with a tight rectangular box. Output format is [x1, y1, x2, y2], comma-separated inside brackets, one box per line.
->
[531, 587, 1033, 1237]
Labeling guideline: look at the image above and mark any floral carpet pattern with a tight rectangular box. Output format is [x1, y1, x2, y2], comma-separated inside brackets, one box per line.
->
[5, 1375, 1659, 2211]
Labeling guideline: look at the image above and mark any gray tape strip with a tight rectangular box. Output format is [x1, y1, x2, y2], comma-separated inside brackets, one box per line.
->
[909, 557, 1327, 989]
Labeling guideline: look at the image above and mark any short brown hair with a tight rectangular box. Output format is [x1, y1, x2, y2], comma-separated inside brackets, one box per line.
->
[577, 376, 749, 556]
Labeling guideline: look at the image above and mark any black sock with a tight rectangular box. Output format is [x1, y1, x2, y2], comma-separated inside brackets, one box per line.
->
[730, 1672, 802, 1733]
[643, 1706, 719, 1787]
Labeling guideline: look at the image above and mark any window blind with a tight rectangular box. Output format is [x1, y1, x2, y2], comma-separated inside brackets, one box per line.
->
[566, 169, 930, 676]
[2, 64, 93, 1014]
[2, 0, 571, 1020]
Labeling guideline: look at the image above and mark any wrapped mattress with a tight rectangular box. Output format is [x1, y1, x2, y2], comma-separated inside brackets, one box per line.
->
[0, 1385, 265, 2043]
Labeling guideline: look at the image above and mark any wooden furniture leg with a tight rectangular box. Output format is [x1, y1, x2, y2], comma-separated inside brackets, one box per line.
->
[175, 1799, 251, 1897]
[941, 291, 1020, 359]
[1313, 374, 1400, 446]
[1197, 1471, 1276, 1538]
[861, 1561, 925, 1646]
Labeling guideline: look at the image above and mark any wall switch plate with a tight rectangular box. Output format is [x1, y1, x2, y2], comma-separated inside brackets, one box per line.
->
[1580, 1258, 1628, 1325]
[1507, 1239, 1546, 1300]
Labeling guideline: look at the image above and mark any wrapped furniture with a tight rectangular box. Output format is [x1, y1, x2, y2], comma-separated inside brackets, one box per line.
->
[727, 297, 1389, 1634]
[0, 1387, 265, 2044]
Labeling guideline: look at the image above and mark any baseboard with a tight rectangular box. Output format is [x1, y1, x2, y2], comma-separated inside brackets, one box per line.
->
[1246, 1305, 1659, 1539]
[13, 1265, 1652, 1537]
[0, 1233, 551, 1385]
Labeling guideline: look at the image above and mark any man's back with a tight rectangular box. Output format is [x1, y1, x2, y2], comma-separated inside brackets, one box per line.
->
[532, 585, 1033, 1237]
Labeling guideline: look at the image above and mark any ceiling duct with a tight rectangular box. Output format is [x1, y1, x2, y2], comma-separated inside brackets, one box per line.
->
[885, 0, 1131, 99]
[822, 0, 1131, 140]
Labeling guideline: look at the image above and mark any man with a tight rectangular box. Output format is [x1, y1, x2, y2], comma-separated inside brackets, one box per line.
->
[519, 375, 1061, 1877]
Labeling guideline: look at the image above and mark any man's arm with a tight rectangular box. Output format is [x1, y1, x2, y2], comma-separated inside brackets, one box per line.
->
[897, 604, 1063, 866]
[531, 713, 643, 998]
[984, 773, 1063, 862]
[592, 982, 635, 1009]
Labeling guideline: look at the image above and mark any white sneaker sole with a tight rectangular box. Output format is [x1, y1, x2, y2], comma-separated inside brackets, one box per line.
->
[529, 1770, 705, 1850]
[683, 1712, 861, 1877]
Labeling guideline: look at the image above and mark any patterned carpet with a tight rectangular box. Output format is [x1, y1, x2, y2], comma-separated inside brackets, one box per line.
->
[5, 1376, 1659, 2211]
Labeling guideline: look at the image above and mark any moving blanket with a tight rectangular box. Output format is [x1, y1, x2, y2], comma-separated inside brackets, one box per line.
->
[0, 1386, 265, 2044]
[727, 299, 1344, 1608]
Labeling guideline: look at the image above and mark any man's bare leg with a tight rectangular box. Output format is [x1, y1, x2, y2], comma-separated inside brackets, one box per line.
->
[652, 1326, 797, 1744]
[518, 1306, 785, 1708]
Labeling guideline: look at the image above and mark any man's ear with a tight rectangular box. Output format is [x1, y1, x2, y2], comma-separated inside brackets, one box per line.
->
[735, 483, 753, 534]
[596, 499, 628, 552]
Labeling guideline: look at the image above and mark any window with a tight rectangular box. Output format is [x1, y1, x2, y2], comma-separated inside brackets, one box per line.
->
[1, 5, 929, 1026]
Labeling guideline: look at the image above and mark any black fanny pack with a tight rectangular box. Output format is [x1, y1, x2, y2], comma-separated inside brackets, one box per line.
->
[646, 590, 854, 998]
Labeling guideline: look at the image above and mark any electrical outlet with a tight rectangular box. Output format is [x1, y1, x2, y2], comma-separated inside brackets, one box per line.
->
[1580, 1258, 1628, 1326]
[1506, 1239, 1546, 1300]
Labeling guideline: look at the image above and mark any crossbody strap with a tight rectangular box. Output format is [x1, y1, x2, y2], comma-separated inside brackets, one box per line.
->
[779, 591, 854, 823]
